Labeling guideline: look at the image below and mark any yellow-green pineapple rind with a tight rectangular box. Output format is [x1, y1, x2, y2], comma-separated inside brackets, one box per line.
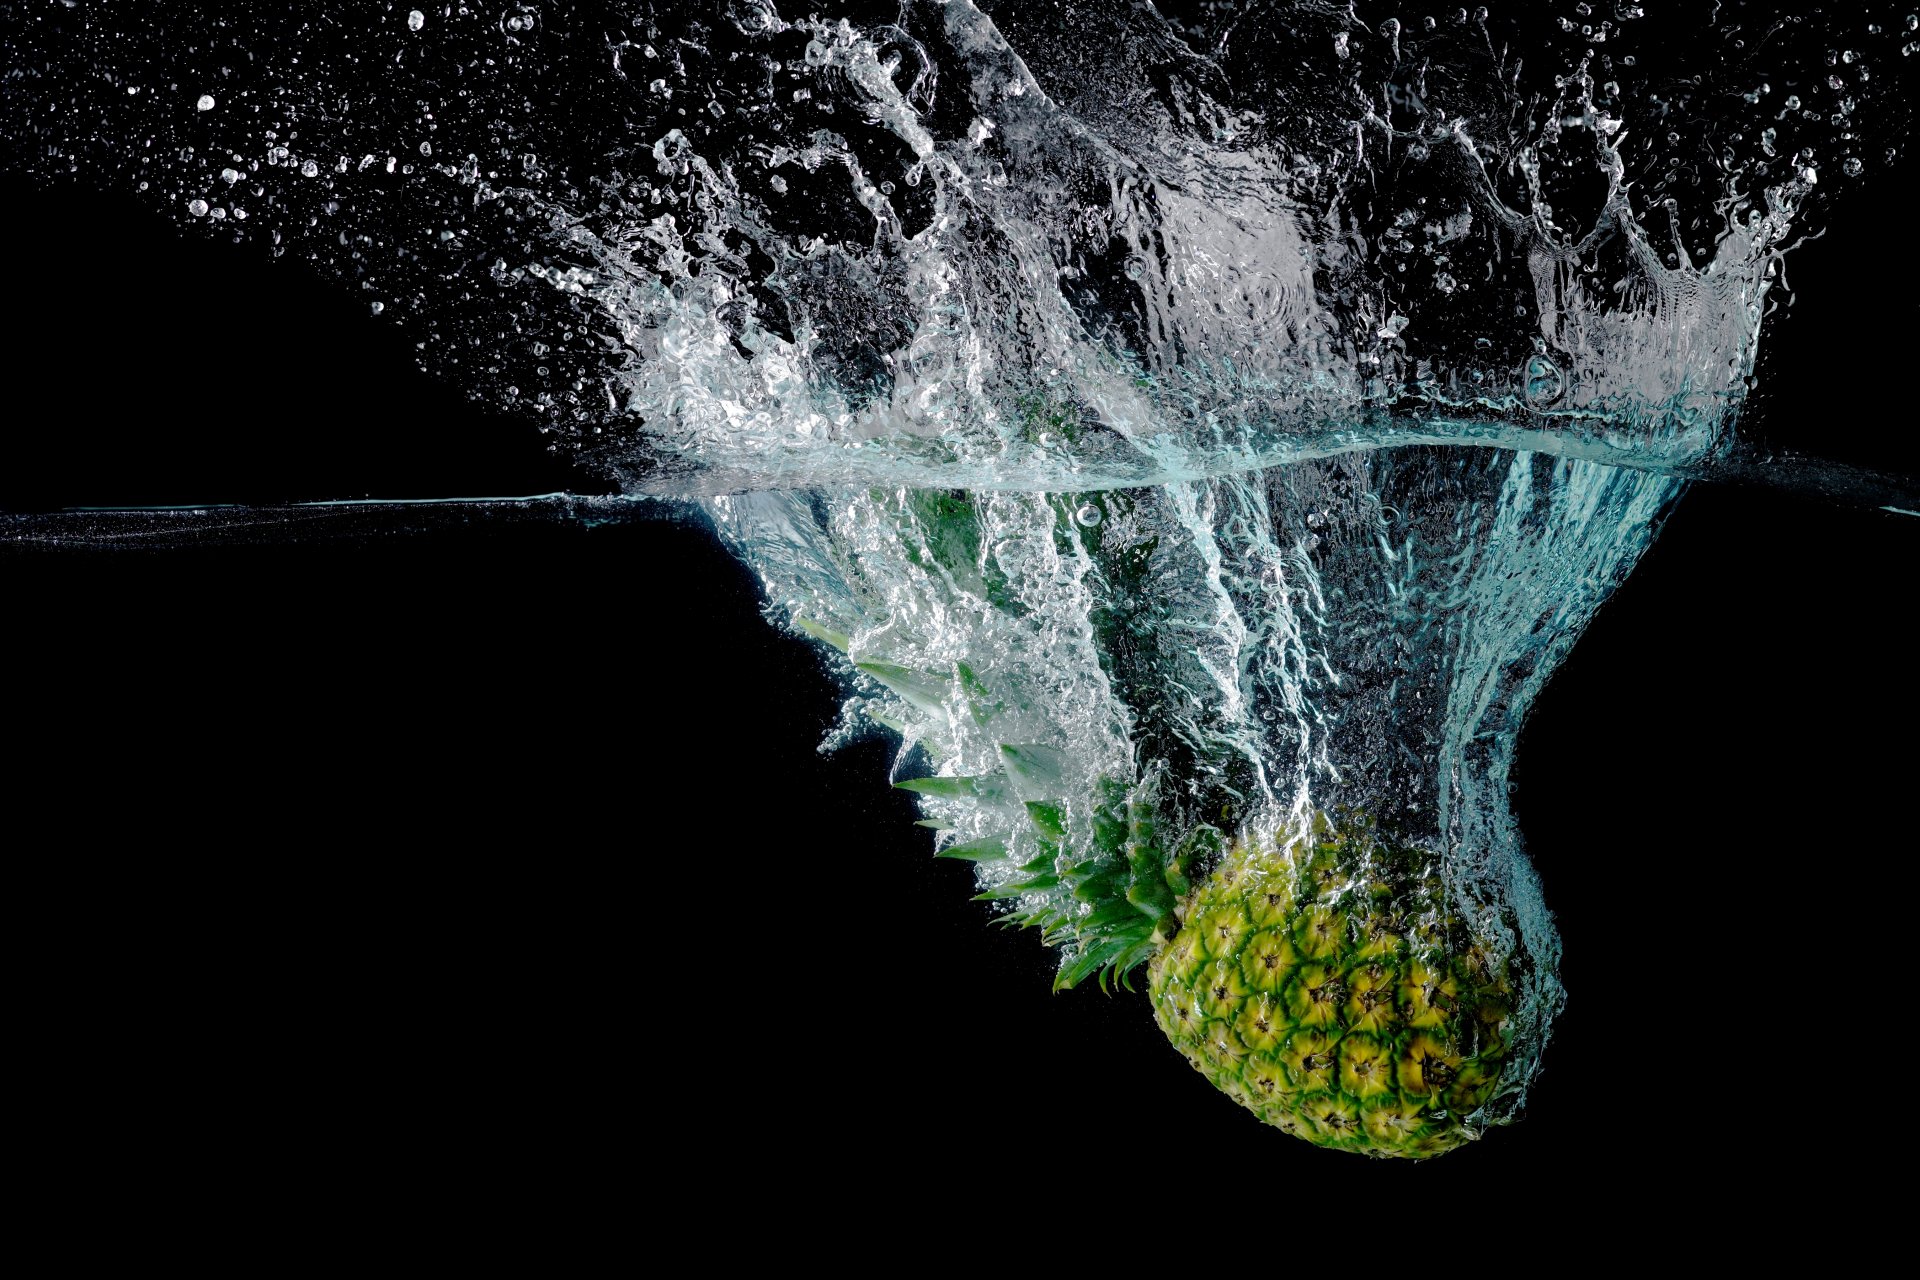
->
[1147, 814, 1513, 1159]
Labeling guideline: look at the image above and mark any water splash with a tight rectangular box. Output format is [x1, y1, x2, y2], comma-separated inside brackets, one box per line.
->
[707, 442, 1684, 1123]
[6, 3, 1909, 497]
[4, 2, 1914, 1139]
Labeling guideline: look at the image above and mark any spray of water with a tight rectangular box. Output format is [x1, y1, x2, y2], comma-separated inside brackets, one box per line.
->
[4, 2, 1913, 1136]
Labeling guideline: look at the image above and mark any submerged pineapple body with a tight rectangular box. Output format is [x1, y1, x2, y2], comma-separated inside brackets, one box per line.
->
[1148, 815, 1514, 1158]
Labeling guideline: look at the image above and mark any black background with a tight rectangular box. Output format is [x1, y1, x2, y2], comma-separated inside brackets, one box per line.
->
[4, 149, 1914, 1226]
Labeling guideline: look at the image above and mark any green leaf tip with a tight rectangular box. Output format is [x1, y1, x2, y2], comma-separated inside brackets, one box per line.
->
[1023, 801, 1066, 843]
[894, 774, 1010, 804]
[998, 743, 1067, 792]
[792, 616, 850, 653]
[936, 837, 1009, 864]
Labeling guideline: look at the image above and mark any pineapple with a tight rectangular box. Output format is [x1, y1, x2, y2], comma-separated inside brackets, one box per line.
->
[1146, 812, 1514, 1158]
[901, 754, 1517, 1158]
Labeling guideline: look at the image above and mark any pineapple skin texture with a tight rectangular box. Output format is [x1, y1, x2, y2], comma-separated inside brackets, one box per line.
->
[1147, 817, 1514, 1158]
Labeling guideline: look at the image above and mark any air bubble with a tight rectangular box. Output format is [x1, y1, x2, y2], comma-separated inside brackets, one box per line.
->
[370, 301, 385, 315]
[186, 198, 209, 216]
[1075, 504, 1102, 528]
[196, 94, 215, 112]
[408, 9, 425, 31]
[1523, 354, 1565, 407]
[300, 159, 320, 178]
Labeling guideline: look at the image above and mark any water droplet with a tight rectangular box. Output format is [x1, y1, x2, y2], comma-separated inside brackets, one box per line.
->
[1075, 503, 1102, 528]
[1333, 32, 1350, 59]
[419, 141, 434, 157]
[300, 158, 320, 178]
[196, 94, 215, 112]
[370, 301, 386, 315]
[219, 167, 240, 184]
[186, 198, 209, 216]
[1843, 157, 1864, 177]
[1523, 354, 1565, 407]
[408, 9, 425, 31]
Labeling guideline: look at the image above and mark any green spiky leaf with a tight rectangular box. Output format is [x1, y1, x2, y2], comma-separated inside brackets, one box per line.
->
[998, 743, 1066, 795]
[792, 616, 850, 653]
[937, 837, 1009, 863]
[857, 660, 956, 719]
[864, 706, 908, 735]
[1023, 801, 1066, 843]
[894, 774, 1010, 803]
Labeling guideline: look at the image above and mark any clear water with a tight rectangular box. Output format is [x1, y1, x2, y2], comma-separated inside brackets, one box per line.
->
[5, 2, 1915, 1127]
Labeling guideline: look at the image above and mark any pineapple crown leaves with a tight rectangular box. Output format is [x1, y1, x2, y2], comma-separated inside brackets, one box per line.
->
[850, 656, 999, 726]
[964, 770, 1196, 994]
[890, 752, 1193, 992]
[1035, 781, 1189, 994]
[793, 487, 1180, 992]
